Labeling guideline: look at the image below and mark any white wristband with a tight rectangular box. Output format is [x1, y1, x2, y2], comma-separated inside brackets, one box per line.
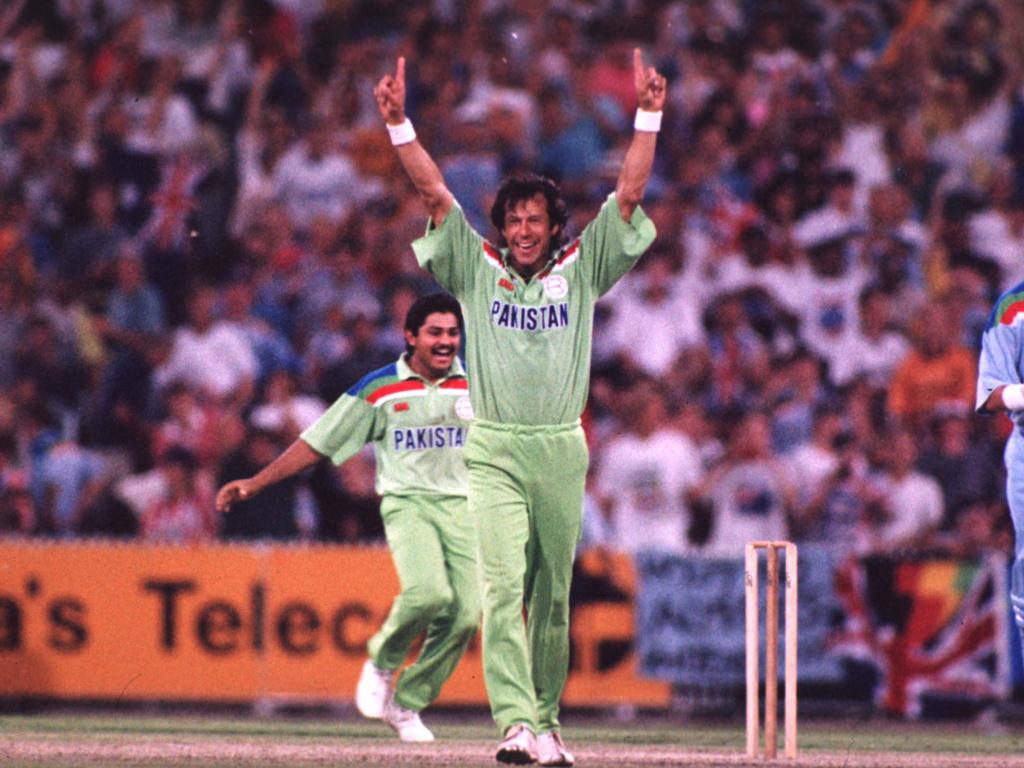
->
[634, 109, 663, 132]
[1004, 384, 1024, 411]
[387, 118, 416, 146]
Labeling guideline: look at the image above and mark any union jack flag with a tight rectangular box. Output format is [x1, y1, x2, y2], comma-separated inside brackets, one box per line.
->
[829, 555, 1010, 717]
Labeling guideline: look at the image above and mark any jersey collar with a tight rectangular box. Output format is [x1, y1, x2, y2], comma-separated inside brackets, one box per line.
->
[492, 243, 561, 285]
[396, 353, 466, 384]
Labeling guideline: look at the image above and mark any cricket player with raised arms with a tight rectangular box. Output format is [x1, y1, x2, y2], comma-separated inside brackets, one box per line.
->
[375, 47, 666, 765]
[215, 292, 479, 743]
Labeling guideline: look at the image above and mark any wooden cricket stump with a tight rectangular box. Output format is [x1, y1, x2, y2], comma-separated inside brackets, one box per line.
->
[745, 541, 798, 760]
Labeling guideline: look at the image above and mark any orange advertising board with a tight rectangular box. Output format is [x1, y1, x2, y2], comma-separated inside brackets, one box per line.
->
[0, 542, 668, 707]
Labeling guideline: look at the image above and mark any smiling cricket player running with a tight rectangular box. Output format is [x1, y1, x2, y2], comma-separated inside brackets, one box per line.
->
[215, 293, 478, 743]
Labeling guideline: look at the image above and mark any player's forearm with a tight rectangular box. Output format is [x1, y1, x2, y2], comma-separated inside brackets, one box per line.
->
[394, 139, 453, 225]
[250, 439, 322, 492]
[615, 131, 658, 222]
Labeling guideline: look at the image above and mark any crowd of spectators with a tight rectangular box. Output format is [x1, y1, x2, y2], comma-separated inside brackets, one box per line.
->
[0, 0, 1022, 562]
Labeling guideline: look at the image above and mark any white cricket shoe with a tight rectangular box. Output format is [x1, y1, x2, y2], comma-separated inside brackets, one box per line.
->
[537, 731, 575, 766]
[496, 723, 538, 764]
[354, 659, 393, 719]
[382, 697, 435, 742]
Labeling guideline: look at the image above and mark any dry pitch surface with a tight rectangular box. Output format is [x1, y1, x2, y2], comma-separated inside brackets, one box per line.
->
[3, 711, 1024, 767]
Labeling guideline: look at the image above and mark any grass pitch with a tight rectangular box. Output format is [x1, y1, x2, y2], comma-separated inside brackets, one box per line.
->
[2, 710, 1024, 767]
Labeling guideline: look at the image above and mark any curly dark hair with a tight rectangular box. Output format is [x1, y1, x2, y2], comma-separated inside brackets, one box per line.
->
[489, 174, 570, 251]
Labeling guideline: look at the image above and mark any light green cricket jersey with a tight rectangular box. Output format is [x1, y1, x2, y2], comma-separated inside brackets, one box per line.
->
[413, 193, 656, 426]
[300, 355, 470, 499]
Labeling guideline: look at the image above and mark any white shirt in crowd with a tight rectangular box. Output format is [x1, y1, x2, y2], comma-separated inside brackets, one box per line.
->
[602, 290, 704, 377]
[272, 144, 364, 230]
[874, 471, 944, 551]
[702, 460, 791, 557]
[154, 321, 258, 400]
[595, 428, 703, 555]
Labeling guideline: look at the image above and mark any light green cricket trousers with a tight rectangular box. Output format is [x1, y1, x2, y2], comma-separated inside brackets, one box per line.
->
[464, 419, 588, 735]
[369, 494, 481, 711]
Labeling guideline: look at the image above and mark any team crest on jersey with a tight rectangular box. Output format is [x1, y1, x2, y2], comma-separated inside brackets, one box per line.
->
[455, 395, 475, 421]
[498, 278, 515, 292]
[541, 275, 569, 299]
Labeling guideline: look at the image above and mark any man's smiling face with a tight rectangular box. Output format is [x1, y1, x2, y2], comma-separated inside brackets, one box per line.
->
[406, 311, 461, 381]
[501, 194, 560, 278]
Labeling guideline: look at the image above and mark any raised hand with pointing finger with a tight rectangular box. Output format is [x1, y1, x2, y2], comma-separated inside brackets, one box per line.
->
[375, 56, 407, 126]
[634, 47, 667, 113]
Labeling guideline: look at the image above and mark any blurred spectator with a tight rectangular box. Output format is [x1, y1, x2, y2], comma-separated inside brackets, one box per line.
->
[34, 439, 109, 537]
[917, 410, 1003, 533]
[318, 447, 383, 543]
[58, 181, 128, 288]
[536, 82, 606, 192]
[271, 112, 365, 233]
[787, 405, 845, 512]
[152, 283, 257, 407]
[217, 426, 304, 540]
[249, 368, 325, 442]
[0, 431, 32, 534]
[868, 428, 944, 553]
[88, 247, 165, 430]
[888, 301, 977, 430]
[13, 313, 88, 420]
[220, 279, 298, 383]
[794, 425, 875, 554]
[767, 349, 830, 455]
[829, 284, 909, 389]
[692, 409, 796, 556]
[152, 381, 222, 467]
[704, 292, 770, 415]
[795, 227, 869, 372]
[123, 444, 215, 543]
[602, 249, 704, 378]
[0, 0, 1019, 563]
[594, 380, 703, 555]
[317, 312, 394, 403]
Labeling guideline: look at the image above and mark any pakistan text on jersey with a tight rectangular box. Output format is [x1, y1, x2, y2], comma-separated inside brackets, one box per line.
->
[489, 300, 570, 331]
[393, 426, 468, 452]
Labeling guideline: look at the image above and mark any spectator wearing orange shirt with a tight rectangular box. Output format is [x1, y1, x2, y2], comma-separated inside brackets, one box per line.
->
[888, 300, 977, 429]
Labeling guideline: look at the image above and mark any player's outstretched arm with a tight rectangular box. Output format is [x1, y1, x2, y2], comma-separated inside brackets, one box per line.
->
[215, 439, 322, 512]
[615, 48, 667, 222]
[375, 56, 453, 227]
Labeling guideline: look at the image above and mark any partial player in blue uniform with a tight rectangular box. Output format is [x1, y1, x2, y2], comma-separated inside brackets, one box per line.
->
[977, 282, 1024, 650]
